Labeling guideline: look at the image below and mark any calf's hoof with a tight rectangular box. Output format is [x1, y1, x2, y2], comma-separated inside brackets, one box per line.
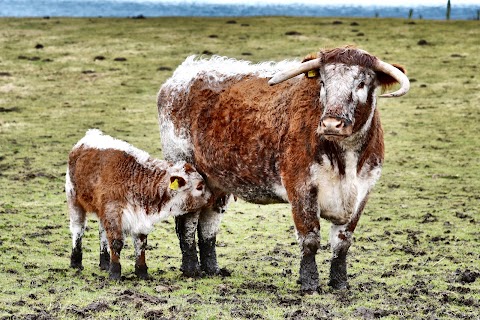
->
[109, 262, 121, 280]
[135, 265, 150, 280]
[99, 254, 110, 271]
[70, 251, 83, 270]
[70, 259, 83, 270]
[99, 261, 110, 271]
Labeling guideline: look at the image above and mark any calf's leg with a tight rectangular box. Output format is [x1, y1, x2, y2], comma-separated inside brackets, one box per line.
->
[176, 211, 200, 277]
[98, 222, 110, 270]
[103, 207, 124, 280]
[68, 201, 86, 270]
[133, 233, 149, 279]
[107, 236, 124, 280]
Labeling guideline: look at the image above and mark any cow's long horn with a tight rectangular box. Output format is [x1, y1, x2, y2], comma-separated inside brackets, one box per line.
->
[374, 60, 410, 98]
[268, 58, 322, 86]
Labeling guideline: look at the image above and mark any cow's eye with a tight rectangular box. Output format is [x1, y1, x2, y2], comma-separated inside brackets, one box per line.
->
[357, 81, 365, 89]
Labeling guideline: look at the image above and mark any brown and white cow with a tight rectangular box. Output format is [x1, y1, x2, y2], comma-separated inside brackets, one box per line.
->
[157, 47, 409, 292]
[66, 129, 211, 280]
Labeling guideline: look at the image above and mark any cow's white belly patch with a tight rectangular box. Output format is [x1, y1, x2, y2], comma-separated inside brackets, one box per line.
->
[310, 152, 381, 225]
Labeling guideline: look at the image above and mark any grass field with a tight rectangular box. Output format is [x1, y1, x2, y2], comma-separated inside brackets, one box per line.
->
[0, 16, 479, 319]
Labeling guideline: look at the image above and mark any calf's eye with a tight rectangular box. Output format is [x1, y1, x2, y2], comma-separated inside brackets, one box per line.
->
[357, 81, 365, 89]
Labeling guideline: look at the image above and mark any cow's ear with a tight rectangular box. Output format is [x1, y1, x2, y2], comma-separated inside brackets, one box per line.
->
[302, 52, 319, 63]
[302, 52, 321, 78]
[377, 64, 406, 90]
[169, 176, 186, 190]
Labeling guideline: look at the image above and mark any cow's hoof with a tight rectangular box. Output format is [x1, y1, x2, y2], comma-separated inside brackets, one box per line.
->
[202, 265, 219, 276]
[181, 264, 202, 278]
[218, 267, 232, 277]
[300, 284, 319, 294]
[328, 280, 349, 290]
[301, 289, 319, 296]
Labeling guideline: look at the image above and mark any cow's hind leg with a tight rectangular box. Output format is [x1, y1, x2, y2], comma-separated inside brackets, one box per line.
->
[176, 211, 200, 277]
[68, 201, 86, 270]
[133, 233, 149, 279]
[197, 196, 227, 275]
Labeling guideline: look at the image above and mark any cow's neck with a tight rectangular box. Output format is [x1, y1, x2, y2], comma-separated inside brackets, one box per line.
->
[317, 119, 381, 177]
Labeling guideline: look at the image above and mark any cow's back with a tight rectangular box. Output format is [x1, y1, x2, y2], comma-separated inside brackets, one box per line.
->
[157, 57, 323, 203]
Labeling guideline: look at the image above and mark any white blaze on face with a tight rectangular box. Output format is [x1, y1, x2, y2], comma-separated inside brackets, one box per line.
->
[319, 64, 377, 124]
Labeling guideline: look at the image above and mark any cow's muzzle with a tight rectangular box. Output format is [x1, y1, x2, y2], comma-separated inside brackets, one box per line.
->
[318, 117, 353, 141]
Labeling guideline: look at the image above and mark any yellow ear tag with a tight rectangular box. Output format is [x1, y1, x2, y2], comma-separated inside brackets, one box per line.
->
[307, 70, 318, 78]
[169, 178, 179, 190]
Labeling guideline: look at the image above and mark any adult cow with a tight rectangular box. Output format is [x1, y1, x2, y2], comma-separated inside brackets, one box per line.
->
[157, 46, 409, 293]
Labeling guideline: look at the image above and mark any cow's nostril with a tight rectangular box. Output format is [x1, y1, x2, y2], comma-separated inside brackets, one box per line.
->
[321, 118, 344, 130]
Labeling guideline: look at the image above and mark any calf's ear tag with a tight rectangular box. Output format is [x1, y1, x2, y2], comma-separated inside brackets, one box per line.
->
[307, 70, 318, 78]
[169, 178, 179, 190]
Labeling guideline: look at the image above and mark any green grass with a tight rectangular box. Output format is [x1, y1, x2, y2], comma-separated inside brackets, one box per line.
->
[0, 16, 479, 319]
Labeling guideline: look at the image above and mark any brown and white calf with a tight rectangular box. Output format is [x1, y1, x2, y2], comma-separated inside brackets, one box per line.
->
[157, 47, 409, 292]
[66, 129, 211, 280]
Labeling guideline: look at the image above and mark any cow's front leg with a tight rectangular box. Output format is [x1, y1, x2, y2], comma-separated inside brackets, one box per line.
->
[328, 200, 365, 289]
[175, 211, 200, 277]
[292, 190, 321, 294]
[197, 196, 227, 275]
[329, 224, 350, 289]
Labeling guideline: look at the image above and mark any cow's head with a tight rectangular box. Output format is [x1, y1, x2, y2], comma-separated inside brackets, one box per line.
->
[269, 47, 409, 142]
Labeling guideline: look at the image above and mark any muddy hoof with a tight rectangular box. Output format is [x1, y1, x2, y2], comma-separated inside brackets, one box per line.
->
[218, 267, 232, 277]
[99, 253, 110, 270]
[181, 263, 201, 278]
[328, 279, 349, 290]
[70, 263, 83, 270]
[109, 262, 121, 280]
[70, 250, 83, 270]
[109, 272, 122, 281]
[301, 289, 319, 295]
[135, 265, 150, 280]
[99, 261, 110, 271]
[70, 260, 83, 270]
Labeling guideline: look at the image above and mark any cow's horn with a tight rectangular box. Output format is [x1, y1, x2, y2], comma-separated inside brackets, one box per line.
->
[268, 58, 322, 86]
[374, 60, 410, 98]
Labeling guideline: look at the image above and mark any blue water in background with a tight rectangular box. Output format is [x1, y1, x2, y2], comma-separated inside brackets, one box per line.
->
[0, 0, 478, 20]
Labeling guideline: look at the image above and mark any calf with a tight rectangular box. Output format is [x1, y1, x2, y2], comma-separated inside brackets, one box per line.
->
[66, 129, 211, 279]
